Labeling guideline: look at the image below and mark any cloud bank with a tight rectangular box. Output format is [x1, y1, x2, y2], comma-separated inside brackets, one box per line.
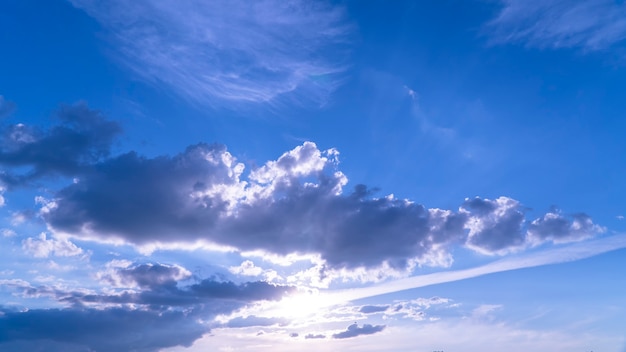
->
[39, 138, 602, 274]
[71, 0, 352, 108]
[0, 262, 295, 351]
[0, 107, 604, 279]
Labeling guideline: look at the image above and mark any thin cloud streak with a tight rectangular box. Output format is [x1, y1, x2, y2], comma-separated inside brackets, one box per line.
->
[488, 0, 626, 52]
[329, 234, 626, 302]
[71, 0, 352, 108]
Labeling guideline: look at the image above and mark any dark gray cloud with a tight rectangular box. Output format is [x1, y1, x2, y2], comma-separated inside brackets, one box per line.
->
[41, 142, 603, 271]
[461, 197, 526, 254]
[0, 307, 206, 352]
[0, 102, 121, 186]
[0, 263, 296, 352]
[115, 263, 190, 289]
[71, 0, 352, 108]
[332, 323, 385, 339]
[359, 305, 389, 314]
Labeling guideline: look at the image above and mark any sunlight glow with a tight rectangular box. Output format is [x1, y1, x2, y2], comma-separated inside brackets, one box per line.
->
[269, 290, 341, 321]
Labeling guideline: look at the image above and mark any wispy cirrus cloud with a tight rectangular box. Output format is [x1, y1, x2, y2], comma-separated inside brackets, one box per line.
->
[487, 0, 626, 52]
[70, 0, 352, 108]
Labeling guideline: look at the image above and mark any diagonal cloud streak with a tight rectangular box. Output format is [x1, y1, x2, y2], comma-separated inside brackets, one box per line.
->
[328, 234, 626, 302]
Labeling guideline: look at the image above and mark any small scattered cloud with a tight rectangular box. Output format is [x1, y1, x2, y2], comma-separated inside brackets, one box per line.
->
[0, 261, 297, 351]
[332, 322, 385, 339]
[0, 102, 121, 187]
[0, 307, 207, 352]
[99, 263, 191, 289]
[487, 0, 626, 53]
[359, 305, 389, 314]
[1, 229, 15, 237]
[462, 196, 526, 255]
[528, 211, 605, 244]
[304, 333, 326, 339]
[22, 233, 84, 258]
[71, 0, 352, 109]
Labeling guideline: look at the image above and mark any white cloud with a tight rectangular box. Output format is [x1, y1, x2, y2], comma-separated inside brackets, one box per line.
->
[528, 211, 605, 244]
[488, 0, 626, 52]
[22, 233, 84, 258]
[71, 0, 352, 108]
[1, 228, 16, 237]
[229, 260, 263, 277]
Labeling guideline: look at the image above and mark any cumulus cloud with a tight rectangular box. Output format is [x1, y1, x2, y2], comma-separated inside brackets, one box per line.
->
[462, 196, 526, 255]
[71, 0, 352, 108]
[305, 333, 326, 339]
[487, 0, 626, 52]
[332, 322, 385, 339]
[22, 233, 84, 258]
[40, 141, 604, 276]
[100, 263, 191, 289]
[229, 260, 264, 277]
[528, 211, 605, 244]
[0, 102, 121, 186]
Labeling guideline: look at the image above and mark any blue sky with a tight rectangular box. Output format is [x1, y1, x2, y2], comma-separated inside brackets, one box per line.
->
[1, 0, 626, 351]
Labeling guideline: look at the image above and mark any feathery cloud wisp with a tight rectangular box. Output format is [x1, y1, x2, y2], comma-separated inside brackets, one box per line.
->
[488, 0, 626, 52]
[71, 0, 352, 108]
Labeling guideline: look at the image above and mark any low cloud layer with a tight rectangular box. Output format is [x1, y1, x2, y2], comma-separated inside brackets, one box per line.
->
[0, 108, 604, 276]
[0, 262, 295, 351]
[0, 102, 121, 186]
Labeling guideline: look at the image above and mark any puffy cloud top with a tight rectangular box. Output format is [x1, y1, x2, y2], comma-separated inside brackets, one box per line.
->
[35, 139, 603, 272]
